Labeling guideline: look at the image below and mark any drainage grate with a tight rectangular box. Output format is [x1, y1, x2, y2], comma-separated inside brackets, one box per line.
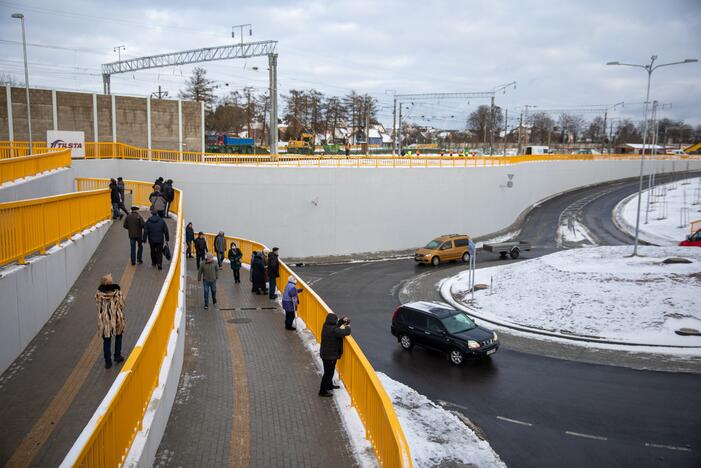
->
[227, 318, 252, 324]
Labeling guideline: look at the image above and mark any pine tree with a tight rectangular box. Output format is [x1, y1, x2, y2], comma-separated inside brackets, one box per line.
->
[179, 67, 215, 110]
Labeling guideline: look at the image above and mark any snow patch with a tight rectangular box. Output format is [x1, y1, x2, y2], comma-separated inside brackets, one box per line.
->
[377, 373, 505, 468]
[442, 246, 701, 351]
[556, 219, 595, 246]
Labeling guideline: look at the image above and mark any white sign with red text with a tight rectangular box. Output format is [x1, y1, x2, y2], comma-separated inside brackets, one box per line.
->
[47, 130, 85, 158]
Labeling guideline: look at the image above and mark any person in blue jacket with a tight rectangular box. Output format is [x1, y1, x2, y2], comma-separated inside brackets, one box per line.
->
[281, 276, 303, 330]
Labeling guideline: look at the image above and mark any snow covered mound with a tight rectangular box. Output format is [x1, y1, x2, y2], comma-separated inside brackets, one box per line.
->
[445, 246, 701, 347]
[377, 373, 505, 468]
[616, 176, 701, 245]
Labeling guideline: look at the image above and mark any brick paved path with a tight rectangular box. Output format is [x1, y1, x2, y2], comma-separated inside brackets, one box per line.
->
[155, 261, 357, 468]
[0, 213, 175, 467]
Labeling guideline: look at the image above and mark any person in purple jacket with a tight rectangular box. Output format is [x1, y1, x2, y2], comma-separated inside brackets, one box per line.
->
[281, 276, 303, 330]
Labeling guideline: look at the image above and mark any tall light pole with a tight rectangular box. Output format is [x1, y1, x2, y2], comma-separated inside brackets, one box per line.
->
[606, 55, 698, 256]
[113, 45, 125, 62]
[12, 13, 32, 152]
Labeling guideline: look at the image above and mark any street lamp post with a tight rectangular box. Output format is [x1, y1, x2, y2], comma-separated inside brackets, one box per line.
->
[606, 55, 698, 256]
[11, 13, 32, 152]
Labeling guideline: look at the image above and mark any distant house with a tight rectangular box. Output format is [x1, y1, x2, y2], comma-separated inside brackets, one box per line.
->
[616, 143, 666, 154]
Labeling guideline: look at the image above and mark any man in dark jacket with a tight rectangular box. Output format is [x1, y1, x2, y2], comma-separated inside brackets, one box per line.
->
[267, 247, 280, 299]
[318, 313, 351, 397]
[161, 179, 174, 218]
[109, 178, 124, 220]
[251, 251, 266, 295]
[142, 213, 169, 270]
[123, 207, 145, 265]
[194, 232, 208, 269]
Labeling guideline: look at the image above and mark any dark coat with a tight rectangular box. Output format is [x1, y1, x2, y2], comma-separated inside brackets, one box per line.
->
[109, 182, 121, 203]
[185, 225, 195, 243]
[162, 181, 174, 202]
[228, 247, 242, 269]
[267, 252, 280, 278]
[123, 211, 144, 239]
[142, 214, 169, 244]
[320, 314, 351, 360]
[251, 254, 267, 289]
[194, 237, 208, 255]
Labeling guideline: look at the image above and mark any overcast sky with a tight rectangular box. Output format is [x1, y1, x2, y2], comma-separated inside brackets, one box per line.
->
[1, 0, 699, 129]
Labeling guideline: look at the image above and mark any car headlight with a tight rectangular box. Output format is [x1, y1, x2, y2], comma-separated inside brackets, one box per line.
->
[467, 340, 480, 350]
[493, 332, 498, 341]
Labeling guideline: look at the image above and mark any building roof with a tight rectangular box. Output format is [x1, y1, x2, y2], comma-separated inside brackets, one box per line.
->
[623, 143, 666, 150]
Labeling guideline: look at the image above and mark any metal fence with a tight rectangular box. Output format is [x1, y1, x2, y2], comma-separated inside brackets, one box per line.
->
[0, 188, 110, 267]
[0, 148, 71, 185]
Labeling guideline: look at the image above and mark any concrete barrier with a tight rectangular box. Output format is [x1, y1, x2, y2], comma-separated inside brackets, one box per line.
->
[0, 220, 110, 374]
[0, 167, 75, 203]
[72, 159, 701, 257]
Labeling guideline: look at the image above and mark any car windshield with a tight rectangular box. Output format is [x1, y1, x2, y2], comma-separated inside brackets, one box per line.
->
[425, 240, 441, 249]
[441, 313, 476, 333]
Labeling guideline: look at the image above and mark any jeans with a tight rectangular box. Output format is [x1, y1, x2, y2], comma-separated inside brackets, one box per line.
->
[103, 334, 123, 364]
[112, 202, 121, 218]
[320, 359, 337, 393]
[268, 277, 277, 298]
[186, 240, 193, 257]
[150, 242, 164, 267]
[216, 252, 224, 267]
[164, 201, 171, 217]
[232, 267, 240, 283]
[203, 280, 217, 306]
[129, 238, 143, 264]
[285, 310, 295, 329]
[196, 252, 205, 269]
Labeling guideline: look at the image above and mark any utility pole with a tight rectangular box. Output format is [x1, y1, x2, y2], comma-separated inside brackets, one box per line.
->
[398, 103, 403, 155]
[489, 95, 495, 156]
[113, 45, 125, 62]
[151, 85, 168, 99]
[601, 111, 608, 154]
[365, 95, 371, 155]
[392, 96, 397, 155]
[517, 110, 523, 155]
[502, 108, 508, 156]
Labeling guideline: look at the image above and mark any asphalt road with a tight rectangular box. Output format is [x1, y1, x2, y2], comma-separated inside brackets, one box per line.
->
[292, 175, 701, 468]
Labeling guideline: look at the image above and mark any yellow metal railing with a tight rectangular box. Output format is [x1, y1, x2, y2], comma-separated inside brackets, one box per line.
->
[0, 188, 110, 267]
[4, 140, 698, 168]
[0, 148, 71, 185]
[67, 178, 183, 467]
[202, 233, 412, 467]
[0, 141, 50, 159]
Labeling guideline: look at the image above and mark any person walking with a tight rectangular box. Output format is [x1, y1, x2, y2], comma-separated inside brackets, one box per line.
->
[123, 206, 144, 265]
[227, 241, 243, 284]
[162, 179, 174, 218]
[142, 211, 169, 270]
[109, 178, 124, 220]
[149, 186, 167, 218]
[194, 232, 208, 269]
[198, 253, 218, 309]
[267, 247, 280, 299]
[96, 274, 126, 369]
[319, 313, 351, 397]
[214, 231, 226, 268]
[345, 141, 351, 158]
[281, 276, 303, 330]
[185, 222, 195, 258]
[116, 177, 129, 214]
[251, 251, 267, 295]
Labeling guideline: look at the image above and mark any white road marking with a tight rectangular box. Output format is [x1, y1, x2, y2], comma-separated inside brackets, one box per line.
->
[496, 416, 533, 427]
[565, 431, 608, 441]
[645, 443, 692, 452]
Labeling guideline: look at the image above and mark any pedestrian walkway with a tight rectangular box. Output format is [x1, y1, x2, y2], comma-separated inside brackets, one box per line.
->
[0, 212, 175, 467]
[155, 260, 357, 467]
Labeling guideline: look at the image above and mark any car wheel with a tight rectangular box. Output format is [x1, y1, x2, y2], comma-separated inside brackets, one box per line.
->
[462, 252, 470, 262]
[510, 247, 520, 259]
[431, 256, 440, 267]
[448, 348, 465, 366]
[399, 334, 414, 350]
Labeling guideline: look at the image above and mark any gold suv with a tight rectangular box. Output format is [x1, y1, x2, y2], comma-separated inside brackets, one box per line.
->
[414, 234, 471, 266]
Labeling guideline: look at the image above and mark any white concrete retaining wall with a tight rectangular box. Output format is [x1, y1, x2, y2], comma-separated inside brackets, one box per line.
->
[72, 159, 701, 257]
[0, 220, 111, 375]
[0, 167, 75, 203]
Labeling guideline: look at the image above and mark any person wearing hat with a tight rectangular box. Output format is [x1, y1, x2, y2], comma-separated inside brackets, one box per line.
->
[267, 247, 280, 299]
[96, 274, 126, 369]
[123, 206, 145, 265]
[197, 252, 219, 309]
[281, 276, 303, 330]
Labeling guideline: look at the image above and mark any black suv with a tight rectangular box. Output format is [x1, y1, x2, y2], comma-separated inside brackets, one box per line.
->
[391, 301, 498, 365]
